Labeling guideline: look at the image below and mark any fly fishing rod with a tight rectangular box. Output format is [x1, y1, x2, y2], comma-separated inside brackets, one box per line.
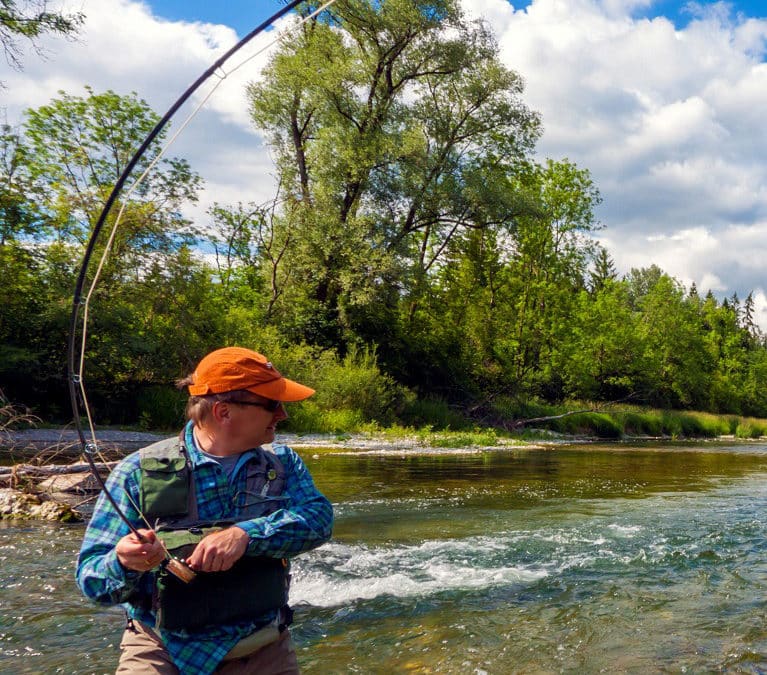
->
[66, 0, 326, 582]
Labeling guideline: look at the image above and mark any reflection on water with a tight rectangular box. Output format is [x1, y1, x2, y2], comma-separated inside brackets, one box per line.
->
[3, 442, 767, 673]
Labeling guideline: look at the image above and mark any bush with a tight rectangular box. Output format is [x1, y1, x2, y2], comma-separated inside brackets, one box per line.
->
[232, 337, 411, 426]
[735, 420, 767, 439]
[310, 346, 407, 425]
[136, 385, 186, 430]
[282, 400, 364, 434]
[399, 396, 470, 430]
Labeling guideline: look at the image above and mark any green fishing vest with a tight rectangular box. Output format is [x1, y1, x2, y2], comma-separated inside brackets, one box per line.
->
[138, 437, 290, 632]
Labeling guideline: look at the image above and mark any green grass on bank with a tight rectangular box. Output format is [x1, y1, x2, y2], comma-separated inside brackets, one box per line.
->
[282, 397, 767, 443]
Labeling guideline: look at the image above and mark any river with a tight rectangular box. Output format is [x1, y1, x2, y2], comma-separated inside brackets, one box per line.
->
[2, 440, 767, 673]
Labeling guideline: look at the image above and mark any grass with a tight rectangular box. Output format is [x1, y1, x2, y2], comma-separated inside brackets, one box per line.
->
[279, 396, 767, 443]
[526, 404, 767, 440]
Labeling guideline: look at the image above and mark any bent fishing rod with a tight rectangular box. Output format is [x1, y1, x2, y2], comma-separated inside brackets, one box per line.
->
[65, 0, 327, 581]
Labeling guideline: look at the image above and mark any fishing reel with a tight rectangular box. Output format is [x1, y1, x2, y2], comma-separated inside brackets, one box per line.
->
[162, 557, 197, 583]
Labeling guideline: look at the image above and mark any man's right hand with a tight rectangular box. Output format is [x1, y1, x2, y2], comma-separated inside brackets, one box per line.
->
[115, 528, 165, 572]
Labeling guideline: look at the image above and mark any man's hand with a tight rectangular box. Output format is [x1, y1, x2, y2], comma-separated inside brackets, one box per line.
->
[185, 526, 249, 573]
[116, 529, 165, 573]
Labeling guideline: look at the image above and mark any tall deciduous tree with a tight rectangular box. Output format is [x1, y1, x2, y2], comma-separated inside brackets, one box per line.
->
[0, 123, 48, 244]
[248, 0, 540, 349]
[3, 88, 205, 407]
[23, 87, 202, 275]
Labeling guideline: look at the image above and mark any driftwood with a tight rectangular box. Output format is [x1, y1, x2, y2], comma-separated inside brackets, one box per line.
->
[504, 409, 595, 430]
[0, 462, 116, 488]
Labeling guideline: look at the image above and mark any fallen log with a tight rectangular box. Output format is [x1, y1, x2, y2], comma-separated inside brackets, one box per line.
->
[0, 462, 116, 488]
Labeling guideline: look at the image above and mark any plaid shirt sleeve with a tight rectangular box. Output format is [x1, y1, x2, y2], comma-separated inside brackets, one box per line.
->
[237, 444, 333, 558]
[75, 453, 149, 604]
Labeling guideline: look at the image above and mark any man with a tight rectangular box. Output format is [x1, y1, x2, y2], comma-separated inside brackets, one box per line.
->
[76, 346, 334, 674]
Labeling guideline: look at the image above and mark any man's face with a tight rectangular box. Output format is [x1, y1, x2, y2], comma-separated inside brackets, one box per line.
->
[219, 395, 288, 450]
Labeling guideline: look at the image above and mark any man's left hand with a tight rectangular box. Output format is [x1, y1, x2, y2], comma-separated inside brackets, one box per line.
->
[185, 526, 249, 572]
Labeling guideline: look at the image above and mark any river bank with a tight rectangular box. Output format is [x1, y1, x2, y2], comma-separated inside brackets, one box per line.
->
[0, 426, 545, 458]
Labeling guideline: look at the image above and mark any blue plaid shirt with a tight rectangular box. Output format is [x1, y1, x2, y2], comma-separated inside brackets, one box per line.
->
[76, 422, 333, 674]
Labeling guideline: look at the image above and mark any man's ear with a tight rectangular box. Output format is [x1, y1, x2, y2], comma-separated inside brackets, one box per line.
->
[211, 400, 232, 424]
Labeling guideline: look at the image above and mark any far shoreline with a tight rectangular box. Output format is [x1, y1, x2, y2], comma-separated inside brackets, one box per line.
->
[2, 426, 766, 461]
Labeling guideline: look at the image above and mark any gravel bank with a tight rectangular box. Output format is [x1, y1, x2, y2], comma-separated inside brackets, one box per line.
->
[1, 427, 538, 457]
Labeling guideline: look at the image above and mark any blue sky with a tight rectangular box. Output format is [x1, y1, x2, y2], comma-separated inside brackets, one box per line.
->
[3, 0, 767, 325]
[147, 0, 766, 35]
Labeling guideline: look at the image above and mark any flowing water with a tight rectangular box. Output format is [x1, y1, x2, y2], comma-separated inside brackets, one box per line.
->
[3, 441, 767, 673]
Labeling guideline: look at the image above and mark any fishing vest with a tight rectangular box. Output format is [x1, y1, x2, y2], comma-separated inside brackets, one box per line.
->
[138, 436, 290, 632]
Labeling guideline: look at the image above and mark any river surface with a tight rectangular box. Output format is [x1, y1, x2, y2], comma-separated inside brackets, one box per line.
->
[3, 441, 767, 673]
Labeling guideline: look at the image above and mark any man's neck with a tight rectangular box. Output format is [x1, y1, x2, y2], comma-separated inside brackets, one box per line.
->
[193, 425, 239, 457]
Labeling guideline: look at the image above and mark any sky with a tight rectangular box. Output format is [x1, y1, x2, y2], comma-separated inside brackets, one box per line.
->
[2, 0, 767, 323]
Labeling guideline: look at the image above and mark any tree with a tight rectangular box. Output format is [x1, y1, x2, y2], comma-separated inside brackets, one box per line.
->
[23, 87, 202, 274]
[1, 88, 204, 414]
[743, 291, 760, 342]
[491, 159, 600, 397]
[0, 1, 83, 75]
[625, 264, 664, 309]
[638, 274, 713, 408]
[559, 281, 644, 401]
[589, 246, 617, 293]
[248, 0, 541, 350]
[0, 123, 44, 244]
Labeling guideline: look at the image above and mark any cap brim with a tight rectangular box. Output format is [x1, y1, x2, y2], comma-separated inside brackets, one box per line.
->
[245, 376, 315, 402]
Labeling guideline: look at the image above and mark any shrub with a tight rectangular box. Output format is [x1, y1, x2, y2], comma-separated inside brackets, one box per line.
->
[233, 337, 411, 426]
[136, 385, 186, 430]
[283, 400, 364, 434]
[310, 346, 407, 425]
[399, 396, 470, 430]
[735, 420, 767, 439]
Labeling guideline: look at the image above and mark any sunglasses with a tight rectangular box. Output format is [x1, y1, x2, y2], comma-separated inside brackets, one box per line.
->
[231, 399, 282, 412]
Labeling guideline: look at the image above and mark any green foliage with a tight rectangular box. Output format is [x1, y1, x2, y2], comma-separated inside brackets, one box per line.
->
[136, 385, 186, 431]
[23, 86, 201, 259]
[614, 411, 664, 437]
[226, 339, 411, 431]
[735, 419, 767, 439]
[4, 4, 767, 434]
[249, 0, 541, 354]
[399, 396, 471, 430]
[282, 400, 365, 434]
[543, 412, 622, 439]
[423, 429, 500, 448]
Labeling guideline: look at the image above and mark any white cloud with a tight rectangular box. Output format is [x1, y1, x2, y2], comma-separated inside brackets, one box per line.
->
[461, 0, 767, 324]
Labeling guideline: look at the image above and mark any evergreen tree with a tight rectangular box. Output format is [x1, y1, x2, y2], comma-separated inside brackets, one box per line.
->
[589, 246, 617, 294]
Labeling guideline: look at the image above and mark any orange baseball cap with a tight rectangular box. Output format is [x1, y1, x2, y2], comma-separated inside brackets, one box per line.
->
[188, 347, 315, 401]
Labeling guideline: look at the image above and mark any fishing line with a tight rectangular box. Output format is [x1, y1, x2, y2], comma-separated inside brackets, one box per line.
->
[67, 0, 338, 543]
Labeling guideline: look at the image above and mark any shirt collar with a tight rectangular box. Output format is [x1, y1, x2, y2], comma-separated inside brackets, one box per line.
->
[183, 421, 218, 468]
[183, 420, 259, 471]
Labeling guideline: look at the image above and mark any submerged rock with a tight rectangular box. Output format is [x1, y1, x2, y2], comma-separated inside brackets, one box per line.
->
[0, 488, 82, 522]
